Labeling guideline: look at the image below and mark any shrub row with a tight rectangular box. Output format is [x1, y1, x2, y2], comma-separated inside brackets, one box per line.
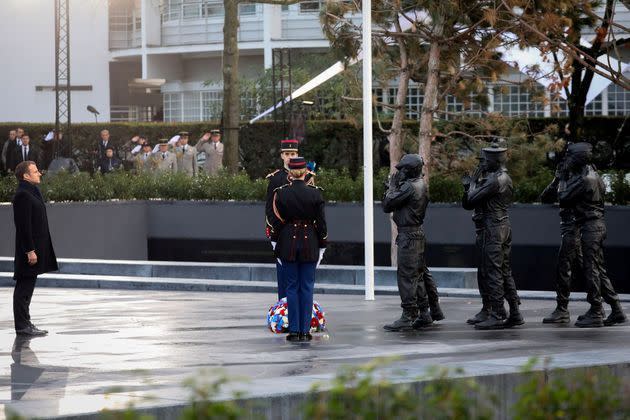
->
[1, 167, 627, 204]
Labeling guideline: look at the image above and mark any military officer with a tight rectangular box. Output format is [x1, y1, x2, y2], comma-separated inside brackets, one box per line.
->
[462, 144, 523, 330]
[196, 129, 224, 175]
[175, 131, 198, 177]
[265, 139, 300, 300]
[382, 154, 443, 331]
[152, 141, 178, 174]
[558, 142, 627, 328]
[270, 157, 327, 342]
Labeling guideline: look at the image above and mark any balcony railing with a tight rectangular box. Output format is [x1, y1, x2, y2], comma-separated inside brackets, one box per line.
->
[111, 105, 157, 122]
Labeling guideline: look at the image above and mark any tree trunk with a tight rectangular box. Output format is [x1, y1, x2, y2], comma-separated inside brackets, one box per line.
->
[387, 24, 410, 267]
[418, 17, 444, 184]
[222, 0, 240, 173]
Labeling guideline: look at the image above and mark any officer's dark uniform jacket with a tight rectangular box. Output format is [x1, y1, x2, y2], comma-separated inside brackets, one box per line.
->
[271, 180, 327, 262]
[383, 177, 428, 228]
[463, 170, 512, 224]
[265, 168, 316, 237]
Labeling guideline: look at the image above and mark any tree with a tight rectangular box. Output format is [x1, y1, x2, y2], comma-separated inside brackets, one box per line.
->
[222, 0, 301, 173]
[500, 0, 630, 142]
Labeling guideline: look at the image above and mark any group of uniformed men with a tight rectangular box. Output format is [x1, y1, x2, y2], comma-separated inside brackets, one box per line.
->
[96, 129, 224, 176]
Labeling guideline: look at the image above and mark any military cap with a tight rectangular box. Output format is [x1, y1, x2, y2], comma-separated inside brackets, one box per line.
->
[281, 139, 299, 152]
[210, 129, 221, 135]
[482, 143, 508, 154]
[288, 157, 307, 169]
[178, 131, 189, 137]
[158, 139, 170, 146]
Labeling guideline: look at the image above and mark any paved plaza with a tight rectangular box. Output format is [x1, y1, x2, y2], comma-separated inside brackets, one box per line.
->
[1, 287, 630, 418]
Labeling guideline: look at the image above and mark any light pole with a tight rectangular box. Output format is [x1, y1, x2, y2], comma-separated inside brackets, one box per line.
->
[362, 0, 375, 301]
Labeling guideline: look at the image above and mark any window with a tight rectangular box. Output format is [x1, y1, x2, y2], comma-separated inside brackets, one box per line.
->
[445, 94, 484, 120]
[607, 83, 630, 116]
[239, 3, 256, 16]
[493, 85, 545, 117]
[202, 90, 223, 120]
[163, 93, 182, 122]
[585, 92, 603, 116]
[299, 1, 322, 13]
[182, 92, 202, 121]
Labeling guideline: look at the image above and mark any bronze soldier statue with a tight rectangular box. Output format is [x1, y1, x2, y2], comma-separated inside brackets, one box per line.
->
[462, 144, 523, 330]
[539, 151, 584, 323]
[383, 154, 443, 332]
[558, 142, 627, 328]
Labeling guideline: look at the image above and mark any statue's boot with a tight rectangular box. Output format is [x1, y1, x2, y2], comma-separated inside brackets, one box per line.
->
[504, 299, 525, 328]
[577, 306, 605, 321]
[467, 304, 490, 325]
[475, 305, 506, 330]
[429, 302, 444, 322]
[604, 302, 628, 326]
[575, 306, 604, 328]
[383, 310, 416, 332]
[412, 309, 433, 329]
[543, 303, 570, 324]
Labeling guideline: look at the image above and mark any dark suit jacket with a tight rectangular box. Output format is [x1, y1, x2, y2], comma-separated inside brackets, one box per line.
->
[98, 141, 116, 160]
[14, 145, 39, 167]
[12, 181, 58, 279]
[5, 140, 20, 172]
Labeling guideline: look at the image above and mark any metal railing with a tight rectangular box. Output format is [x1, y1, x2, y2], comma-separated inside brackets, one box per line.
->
[110, 106, 157, 122]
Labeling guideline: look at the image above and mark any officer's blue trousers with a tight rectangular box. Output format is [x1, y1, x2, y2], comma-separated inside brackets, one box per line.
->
[276, 260, 286, 300]
[282, 260, 316, 334]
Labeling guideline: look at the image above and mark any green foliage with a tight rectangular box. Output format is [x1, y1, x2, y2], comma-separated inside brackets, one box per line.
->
[512, 358, 628, 420]
[606, 170, 630, 205]
[180, 374, 247, 420]
[429, 175, 464, 203]
[303, 359, 494, 420]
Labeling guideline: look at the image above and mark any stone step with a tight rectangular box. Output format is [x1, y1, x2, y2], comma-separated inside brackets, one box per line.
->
[0, 257, 477, 288]
[1, 272, 629, 302]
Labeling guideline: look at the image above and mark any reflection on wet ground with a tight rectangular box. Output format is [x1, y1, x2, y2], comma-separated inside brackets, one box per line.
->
[0, 288, 629, 418]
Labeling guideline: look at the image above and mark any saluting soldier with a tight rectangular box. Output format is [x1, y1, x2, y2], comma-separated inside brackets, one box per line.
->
[152, 140, 178, 174]
[133, 143, 154, 174]
[271, 157, 327, 342]
[175, 131, 198, 177]
[195, 129, 224, 175]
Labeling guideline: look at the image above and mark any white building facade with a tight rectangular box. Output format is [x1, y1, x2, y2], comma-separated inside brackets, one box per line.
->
[0, 0, 627, 123]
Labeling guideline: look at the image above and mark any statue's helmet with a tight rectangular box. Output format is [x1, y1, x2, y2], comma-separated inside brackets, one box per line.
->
[395, 154, 424, 178]
[566, 142, 593, 169]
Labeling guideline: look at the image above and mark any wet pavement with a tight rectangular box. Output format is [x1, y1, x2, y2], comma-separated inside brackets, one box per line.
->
[1, 287, 630, 418]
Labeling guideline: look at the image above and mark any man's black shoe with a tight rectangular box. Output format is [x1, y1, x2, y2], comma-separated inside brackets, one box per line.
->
[300, 333, 313, 341]
[543, 307, 570, 324]
[286, 332, 301, 342]
[16, 326, 48, 337]
[29, 324, 48, 335]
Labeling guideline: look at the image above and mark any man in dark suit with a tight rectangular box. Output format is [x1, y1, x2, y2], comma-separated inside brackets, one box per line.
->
[3, 129, 19, 173]
[98, 129, 115, 160]
[14, 134, 39, 167]
[98, 146, 122, 174]
[12, 161, 58, 336]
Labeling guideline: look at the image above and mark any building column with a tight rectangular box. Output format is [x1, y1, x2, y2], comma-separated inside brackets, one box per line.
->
[263, 4, 282, 69]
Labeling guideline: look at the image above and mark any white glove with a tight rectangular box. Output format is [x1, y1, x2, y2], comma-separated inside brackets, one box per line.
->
[316, 248, 326, 268]
[277, 258, 282, 266]
[271, 241, 277, 251]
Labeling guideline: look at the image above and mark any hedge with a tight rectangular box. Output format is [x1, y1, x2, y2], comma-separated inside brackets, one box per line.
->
[1, 167, 627, 204]
[1, 116, 628, 179]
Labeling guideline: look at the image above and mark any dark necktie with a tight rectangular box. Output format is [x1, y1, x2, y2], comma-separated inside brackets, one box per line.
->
[214, 143, 217, 150]
[23, 146, 27, 161]
[162, 153, 166, 160]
